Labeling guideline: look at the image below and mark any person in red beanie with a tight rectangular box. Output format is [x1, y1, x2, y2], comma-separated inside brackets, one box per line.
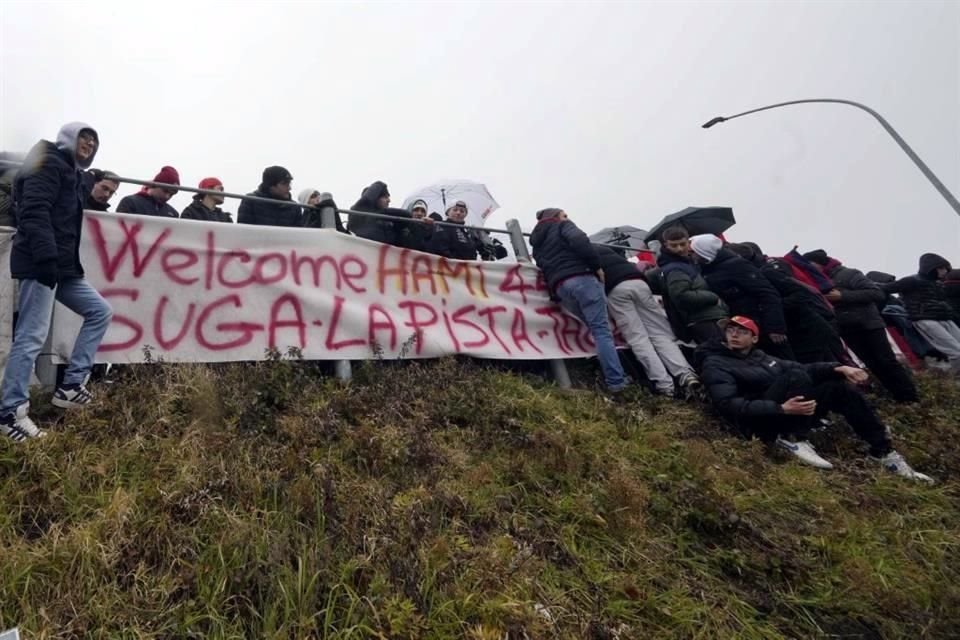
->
[116, 165, 181, 218]
[180, 177, 233, 223]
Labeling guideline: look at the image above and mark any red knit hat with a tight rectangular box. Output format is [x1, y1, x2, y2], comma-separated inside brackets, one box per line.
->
[198, 177, 223, 190]
[153, 165, 180, 187]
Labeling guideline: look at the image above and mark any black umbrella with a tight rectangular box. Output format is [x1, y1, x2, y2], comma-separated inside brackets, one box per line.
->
[589, 225, 650, 250]
[644, 206, 736, 244]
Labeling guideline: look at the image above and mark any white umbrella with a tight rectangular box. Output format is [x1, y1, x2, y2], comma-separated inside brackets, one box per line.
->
[401, 180, 499, 227]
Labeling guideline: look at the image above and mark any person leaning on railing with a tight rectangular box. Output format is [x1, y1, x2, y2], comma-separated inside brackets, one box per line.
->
[348, 181, 432, 246]
[238, 166, 302, 227]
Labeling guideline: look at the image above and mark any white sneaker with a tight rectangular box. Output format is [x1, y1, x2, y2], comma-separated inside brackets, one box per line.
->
[775, 437, 834, 470]
[876, 451, 935, 484]
[0, 403, 47, 441]
[52, 384, 94, 409]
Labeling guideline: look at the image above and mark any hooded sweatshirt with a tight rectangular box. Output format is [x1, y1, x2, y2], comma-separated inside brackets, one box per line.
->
[299, 188, 346, 232]
[10, 122, 99, 280]
[348, 181, 412, 245]
[883, 253, 954, 321]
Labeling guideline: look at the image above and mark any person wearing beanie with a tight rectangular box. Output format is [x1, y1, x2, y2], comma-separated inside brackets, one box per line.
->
[530, 207, 630, 396]
[697, 315, 933, 482]
[2, 123, 114, 442]
[180, 177, 233, 224]
[237, 165, 302, 227]
[116, 165, 181, 218]
[691, 234, 794, 361]
[299, 187, 346, 233]
[801, 249, 919, 402]
[395, 199, 440, 252]
[348, 181, 430, 246]
[426, 200, 496, 261]
[883, 253, 960, 374]
[646, 225, 729, 345]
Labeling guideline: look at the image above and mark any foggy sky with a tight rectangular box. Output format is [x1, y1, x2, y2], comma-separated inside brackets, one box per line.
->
[1, 0, 957, 276]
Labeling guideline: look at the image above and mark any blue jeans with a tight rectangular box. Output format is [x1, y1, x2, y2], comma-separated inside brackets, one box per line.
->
[1, 278, 112, 413]
[556, 274, 627, 390]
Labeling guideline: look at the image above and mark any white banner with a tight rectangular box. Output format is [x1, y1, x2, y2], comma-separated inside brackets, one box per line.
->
[50, 212, 597, 363]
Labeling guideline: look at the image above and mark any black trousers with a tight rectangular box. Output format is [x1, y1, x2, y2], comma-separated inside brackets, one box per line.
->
[842, 327, 919, 403]
[739, 369, 892, 456]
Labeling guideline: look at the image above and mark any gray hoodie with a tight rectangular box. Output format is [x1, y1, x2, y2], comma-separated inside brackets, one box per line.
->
[55, 121, 99, 170]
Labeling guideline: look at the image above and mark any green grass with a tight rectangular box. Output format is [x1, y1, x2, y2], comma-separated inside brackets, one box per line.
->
[1, 356, 958, 638]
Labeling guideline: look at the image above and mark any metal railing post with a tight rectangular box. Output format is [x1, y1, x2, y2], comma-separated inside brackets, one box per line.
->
[505, 219, 571, 389]
[320, 205, 353, 383]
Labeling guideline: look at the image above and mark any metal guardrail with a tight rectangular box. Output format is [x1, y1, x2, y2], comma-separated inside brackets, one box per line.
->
[0, 163, 655, 388]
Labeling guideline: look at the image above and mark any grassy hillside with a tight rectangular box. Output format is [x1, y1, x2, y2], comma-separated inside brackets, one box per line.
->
[1, 355, 958, 639]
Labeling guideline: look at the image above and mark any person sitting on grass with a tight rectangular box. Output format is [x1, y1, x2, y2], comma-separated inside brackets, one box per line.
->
[698, 315, 933, 482]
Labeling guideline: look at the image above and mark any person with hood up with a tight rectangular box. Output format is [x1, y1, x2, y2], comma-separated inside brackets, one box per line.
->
[883, 253, 960, 373]
[116, 165, 181, 218]
[397, 199, 440, 252]
[698, 316, 933, 482]
[729, 242, 847, 365]
[690, 234, 795, 361]
[1, 123, 114, 442]
[238, 166, 301, 227]
[348, 181, 428, 245]
[646, 225, 728, 344]
[802, 249, 918, 403]
[82, 169, 120, 212]
[530, 208, 629, 395]
[299, 188, 346, 233]
[0, 151, 24, 227]
[598, 245, 703, 399]
[180, 177, 233, 223]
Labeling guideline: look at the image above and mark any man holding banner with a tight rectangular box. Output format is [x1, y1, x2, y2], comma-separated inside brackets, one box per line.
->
[1, 122, 113, 442]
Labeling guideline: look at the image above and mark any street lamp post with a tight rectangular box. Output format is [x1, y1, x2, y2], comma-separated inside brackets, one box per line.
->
[702, 98, 960, 218]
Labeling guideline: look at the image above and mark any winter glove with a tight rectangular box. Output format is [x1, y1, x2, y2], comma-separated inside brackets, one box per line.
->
[490, 238, 508, 260]
[35, 260, 58, 289]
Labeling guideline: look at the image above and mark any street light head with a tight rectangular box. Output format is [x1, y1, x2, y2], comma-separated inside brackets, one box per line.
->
[701, 116, 727, 129]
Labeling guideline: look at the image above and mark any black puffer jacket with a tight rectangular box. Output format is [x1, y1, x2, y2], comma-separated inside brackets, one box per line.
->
[348, 181, 412, 245]
[427, 220, 480, 261]
[11, 122, 99, 281]
[882, 253, 954, 321]
[597, 246, 645, 294]
[529, 218, 600, 293]
[116, 192, 179, 218]
[647, 251, 728, 340]
[824, 261, 886, 330]
[700, 248, 787, 334]
[237, 187, 302, 227]
[698, 340, 840, 421]
[181, 198, 234, 223]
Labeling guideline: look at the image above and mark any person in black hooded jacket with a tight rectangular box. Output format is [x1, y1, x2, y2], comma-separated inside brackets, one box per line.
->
[802, 249, 918, 403]
[698, 316, 932, 481]
[427, 200, 489, 261]
[348, 181, 426, 246]
[238, 166, 301, 227]
[397, 199, 440, 252]
[530, 208, 628, 394]
[2, 123, 114, 442]
[689, 235, 795, 361]
[729, 242, 847, 365]
[884, 253, 960, 373]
